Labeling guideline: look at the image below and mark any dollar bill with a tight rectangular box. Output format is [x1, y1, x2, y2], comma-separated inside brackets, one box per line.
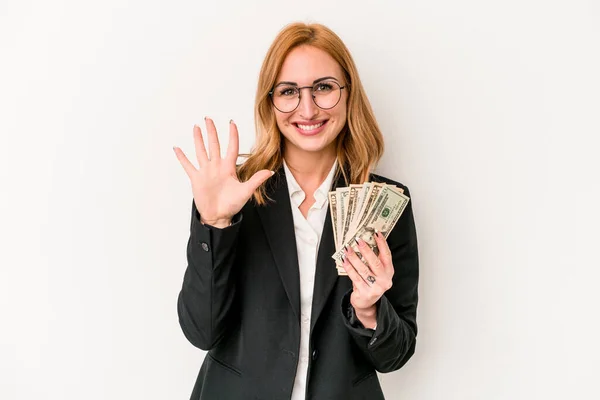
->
[341, 185, 362, 245]
[335, 183, 385, 274]
[332, 185, 410, 269]
[351, 182, 385, 234]
[353, 183, 369, 218]
[346, 182, 370, 238]
[335, 187, 350, 249]
[328, 191, 339, 250]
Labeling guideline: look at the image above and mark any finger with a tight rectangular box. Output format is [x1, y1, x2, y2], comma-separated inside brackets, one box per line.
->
[193, 124, 209, 167]
[355, 238, 384, 275]
[225, 119, 240, 167]
[374, 230, 393, 271]
[243, 169, 275, 198]
[205, 117, 221, 161]
[344, 244, 373, 285]
[173, 146, 197, 178]
[342, 256, 369, 291]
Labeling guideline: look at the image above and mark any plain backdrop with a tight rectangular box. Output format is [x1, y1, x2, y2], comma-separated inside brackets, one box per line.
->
[1, 0, 599, 399]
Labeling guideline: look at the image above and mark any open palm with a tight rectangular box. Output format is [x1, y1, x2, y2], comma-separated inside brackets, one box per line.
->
[173, 118, 273, 228]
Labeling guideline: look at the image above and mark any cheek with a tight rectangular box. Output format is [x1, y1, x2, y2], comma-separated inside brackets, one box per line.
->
[330, 107, 347, 130]
[274, 112, 289, 129]
[333, 101, 348, 122]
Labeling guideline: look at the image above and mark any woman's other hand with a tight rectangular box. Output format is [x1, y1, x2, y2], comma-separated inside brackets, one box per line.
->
[173, 118, 274, 228]
[342, 231, 395, 328]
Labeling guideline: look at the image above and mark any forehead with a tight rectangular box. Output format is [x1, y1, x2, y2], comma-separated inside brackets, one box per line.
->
[276, 45, 343, 84]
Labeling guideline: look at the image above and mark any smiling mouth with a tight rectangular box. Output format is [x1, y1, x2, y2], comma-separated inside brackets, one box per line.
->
[294, 120, 327, 131]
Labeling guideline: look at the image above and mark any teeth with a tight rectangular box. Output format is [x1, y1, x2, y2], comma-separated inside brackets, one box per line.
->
[297, 122, 324, 131]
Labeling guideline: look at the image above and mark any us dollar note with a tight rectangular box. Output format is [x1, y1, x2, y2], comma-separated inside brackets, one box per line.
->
[328, 191, 339, 250]
[335, 183, 386, 273]
[347, 182, 370, 238]
[332, 185, 410, 268]
[336, 182, 382, 274]
[341, 185, 361, 245]
[354, 183, 369, 214]
[352, 182, 385, 233]
[336, 187, 350, 249]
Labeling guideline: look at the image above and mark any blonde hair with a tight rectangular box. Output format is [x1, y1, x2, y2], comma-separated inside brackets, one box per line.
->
[238, 22, 385, 205]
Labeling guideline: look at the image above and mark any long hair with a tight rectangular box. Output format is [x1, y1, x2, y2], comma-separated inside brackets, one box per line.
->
[238, 22, 385, 205]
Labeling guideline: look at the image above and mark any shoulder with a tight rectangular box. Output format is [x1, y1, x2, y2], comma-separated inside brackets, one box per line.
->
[368, 172, 411, 195]
[369, 172, 418, 249]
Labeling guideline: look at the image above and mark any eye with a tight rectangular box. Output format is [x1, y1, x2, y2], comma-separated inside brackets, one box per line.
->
[314, 82, 334, 92]
[277, 86, 298, 97]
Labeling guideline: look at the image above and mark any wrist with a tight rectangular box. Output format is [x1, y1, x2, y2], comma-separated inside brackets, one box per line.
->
[354, 305, 377, 330]
[200, 218, 232, 228]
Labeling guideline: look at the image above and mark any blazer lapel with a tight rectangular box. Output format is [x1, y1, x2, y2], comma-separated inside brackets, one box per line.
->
[310, 168, 349, 334]
[256, 167, 301, 322]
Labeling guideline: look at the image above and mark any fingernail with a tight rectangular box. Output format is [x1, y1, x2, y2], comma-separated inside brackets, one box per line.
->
[172, 146, 177, 152]
[354, 237, 361, 246]
[270, 170, 275, 175]
[230, 119, 234, 124]
[204, 116, 207, 120]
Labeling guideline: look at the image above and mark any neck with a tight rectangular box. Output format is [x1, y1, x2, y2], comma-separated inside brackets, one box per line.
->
[284, 144, 337, 190]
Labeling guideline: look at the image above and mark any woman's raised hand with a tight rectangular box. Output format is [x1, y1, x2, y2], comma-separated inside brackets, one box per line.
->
[173, 118, 274, 228]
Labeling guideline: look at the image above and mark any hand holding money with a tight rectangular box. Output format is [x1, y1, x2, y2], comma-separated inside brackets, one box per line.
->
[341, 231, 395, 327]
[328, 182, 410, 275]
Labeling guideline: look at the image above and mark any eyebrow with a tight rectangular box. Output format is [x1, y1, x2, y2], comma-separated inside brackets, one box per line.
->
[274, 76, 340, 87]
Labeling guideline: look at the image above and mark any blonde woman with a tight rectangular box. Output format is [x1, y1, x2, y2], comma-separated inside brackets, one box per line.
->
[173, 22, 419, 400]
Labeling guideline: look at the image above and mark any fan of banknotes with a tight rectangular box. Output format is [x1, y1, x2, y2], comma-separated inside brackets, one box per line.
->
[328, 182, 410, 275]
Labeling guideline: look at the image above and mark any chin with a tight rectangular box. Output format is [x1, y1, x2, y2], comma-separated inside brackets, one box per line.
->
[289, 138, 335, 155]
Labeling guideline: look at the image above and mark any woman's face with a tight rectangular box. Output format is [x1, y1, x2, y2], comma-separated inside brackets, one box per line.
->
[273, 45, 348, 157]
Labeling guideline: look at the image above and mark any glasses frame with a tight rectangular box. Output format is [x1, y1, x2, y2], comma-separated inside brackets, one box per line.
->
[268, 81, 346, 113]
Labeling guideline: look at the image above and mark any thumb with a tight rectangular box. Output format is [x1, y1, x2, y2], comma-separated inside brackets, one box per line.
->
[244, 169, 275, 196]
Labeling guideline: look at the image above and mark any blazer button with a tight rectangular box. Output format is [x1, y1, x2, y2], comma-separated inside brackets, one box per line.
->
[312, 349, 318, 361]
[201, 242, 210, 252]
[369, 336, 378, 347]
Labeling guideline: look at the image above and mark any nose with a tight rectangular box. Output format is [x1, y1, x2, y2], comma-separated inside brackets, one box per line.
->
[297, 87, 319, 119]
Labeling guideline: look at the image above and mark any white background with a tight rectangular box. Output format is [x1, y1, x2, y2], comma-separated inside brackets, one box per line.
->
[1, 0, 599, 399]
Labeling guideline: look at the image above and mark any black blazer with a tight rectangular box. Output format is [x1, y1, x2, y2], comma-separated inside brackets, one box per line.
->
[177, 165, 419, 400]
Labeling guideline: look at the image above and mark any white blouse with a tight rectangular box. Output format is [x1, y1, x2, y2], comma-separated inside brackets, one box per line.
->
[283, 159, 337, 400]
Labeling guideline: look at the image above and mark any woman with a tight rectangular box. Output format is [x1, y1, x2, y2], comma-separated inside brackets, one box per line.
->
[173, 22, 419, 400]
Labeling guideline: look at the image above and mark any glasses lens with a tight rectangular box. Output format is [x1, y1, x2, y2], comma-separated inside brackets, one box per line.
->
[271, 85, 300, 113]
[312, 80, 342, 109]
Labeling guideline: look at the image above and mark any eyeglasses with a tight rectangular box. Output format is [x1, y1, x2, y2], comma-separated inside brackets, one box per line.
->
[269, 80, 346, 113]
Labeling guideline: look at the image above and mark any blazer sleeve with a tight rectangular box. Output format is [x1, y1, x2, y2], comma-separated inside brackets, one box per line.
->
[177, 198, 242, 351]
[340, 185, 419, 373]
